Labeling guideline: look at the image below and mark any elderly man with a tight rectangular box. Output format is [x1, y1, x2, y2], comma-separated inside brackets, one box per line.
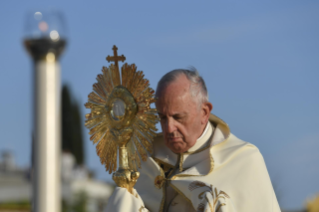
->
[106, 69, 281, 212]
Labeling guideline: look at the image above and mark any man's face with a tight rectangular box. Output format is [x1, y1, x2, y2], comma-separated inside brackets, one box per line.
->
[156, 75, 211, 153]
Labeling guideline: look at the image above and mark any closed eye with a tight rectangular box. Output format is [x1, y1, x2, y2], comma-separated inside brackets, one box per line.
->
[173, 115, 185, 121]
[158, 114, 166, 120]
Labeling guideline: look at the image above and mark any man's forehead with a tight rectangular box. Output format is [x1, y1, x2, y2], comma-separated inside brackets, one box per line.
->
[156, 74, 190, 97]
[156, 91, 195, 116]
[156, 85, 190, 105]
[156, 98, 188, 112]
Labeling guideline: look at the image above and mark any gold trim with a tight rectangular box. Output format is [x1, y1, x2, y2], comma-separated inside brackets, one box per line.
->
[166, 171, 173, 179]
[197, 202, 205, 212]
[154, 175, 165, 189]
[188, 181, 207, 191]
[206, 196, 214, 211]
[153, 158, 175, 169]
[190, 181, 229, 212]
[159, 180, 166, 212]
[209, 114, 230, 135]
[198, 191, 206, 199]
[167, 152, 181, 179]
[157, 162, 166, 212]
[139, 206, 146, 212]
[179, 153, 184, 172]
[169, 182, 192, 205]
[183, 125, 214, 155]
[171, 151, 215, 180]
[184, 144, 211, 155]
[216, 203, 226, 212]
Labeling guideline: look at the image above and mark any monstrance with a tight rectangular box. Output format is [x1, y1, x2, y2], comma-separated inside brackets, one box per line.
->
[85, 45, 158, 193]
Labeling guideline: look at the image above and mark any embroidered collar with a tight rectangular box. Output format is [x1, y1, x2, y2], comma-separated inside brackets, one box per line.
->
[187, 121, 213, 152]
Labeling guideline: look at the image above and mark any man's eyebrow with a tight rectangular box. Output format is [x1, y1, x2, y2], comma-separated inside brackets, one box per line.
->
[158, 112, 187, 117]
[173, 113, 187, 117]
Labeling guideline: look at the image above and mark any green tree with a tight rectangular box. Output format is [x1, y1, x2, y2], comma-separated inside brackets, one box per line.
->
[62, 192, 88, 212]
[71, 191, 88, 212]
[62, 84, 85, 165]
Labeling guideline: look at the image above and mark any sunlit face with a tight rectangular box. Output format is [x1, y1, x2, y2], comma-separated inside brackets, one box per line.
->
[156, 75, 212, 153]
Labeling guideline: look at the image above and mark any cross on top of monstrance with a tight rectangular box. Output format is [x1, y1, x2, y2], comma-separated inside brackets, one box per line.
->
[85, 45, 158, 194]
[106, 45, 126, 72]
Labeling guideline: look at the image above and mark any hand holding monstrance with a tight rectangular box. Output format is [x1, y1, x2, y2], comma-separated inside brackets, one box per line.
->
[85, 46, 158, 193]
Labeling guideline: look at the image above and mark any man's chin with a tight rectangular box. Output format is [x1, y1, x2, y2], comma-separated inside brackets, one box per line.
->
[171, 149, 184, 154]
[168, 144, 186, 154]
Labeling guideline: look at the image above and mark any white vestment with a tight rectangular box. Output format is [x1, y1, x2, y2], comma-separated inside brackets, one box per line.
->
[105, 114, 281, 212]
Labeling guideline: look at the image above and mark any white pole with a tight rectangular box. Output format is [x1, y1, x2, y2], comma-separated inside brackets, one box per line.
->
[33, 52, 61, 212]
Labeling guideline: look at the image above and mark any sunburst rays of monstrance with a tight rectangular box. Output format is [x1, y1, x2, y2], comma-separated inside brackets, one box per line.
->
[85, 45, 159, 193]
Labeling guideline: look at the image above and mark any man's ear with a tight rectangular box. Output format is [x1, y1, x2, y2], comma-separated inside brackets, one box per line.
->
[201, 102, 213, 124]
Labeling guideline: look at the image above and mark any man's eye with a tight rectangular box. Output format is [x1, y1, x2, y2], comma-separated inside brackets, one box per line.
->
[173, 116, 182, 120]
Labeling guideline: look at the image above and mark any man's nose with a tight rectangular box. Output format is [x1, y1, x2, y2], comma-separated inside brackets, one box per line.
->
[166, 118, 176, 133]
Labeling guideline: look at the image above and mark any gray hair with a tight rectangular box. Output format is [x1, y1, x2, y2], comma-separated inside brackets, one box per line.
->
[155, 67, 209, 105]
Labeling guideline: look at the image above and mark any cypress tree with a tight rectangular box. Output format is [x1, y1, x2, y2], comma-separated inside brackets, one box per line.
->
[71, 99, 85, 164]
[61, 84, 85, 165]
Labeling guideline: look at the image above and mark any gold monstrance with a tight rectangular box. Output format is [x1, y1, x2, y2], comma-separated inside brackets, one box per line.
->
[85, 45, 158, 193]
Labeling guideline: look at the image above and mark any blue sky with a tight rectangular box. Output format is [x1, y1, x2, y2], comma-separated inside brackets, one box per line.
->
[0, 0, 318, 210]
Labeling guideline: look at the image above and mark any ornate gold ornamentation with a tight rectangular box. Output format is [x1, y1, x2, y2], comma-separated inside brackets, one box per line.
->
[188, 181, 229, 212]
[85, 45, 158, 193]
[154, 175, 165, 189]
[188, 181, 207, 191]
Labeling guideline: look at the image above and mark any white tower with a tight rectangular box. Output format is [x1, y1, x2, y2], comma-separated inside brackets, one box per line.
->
[24, 10, 67, 212]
